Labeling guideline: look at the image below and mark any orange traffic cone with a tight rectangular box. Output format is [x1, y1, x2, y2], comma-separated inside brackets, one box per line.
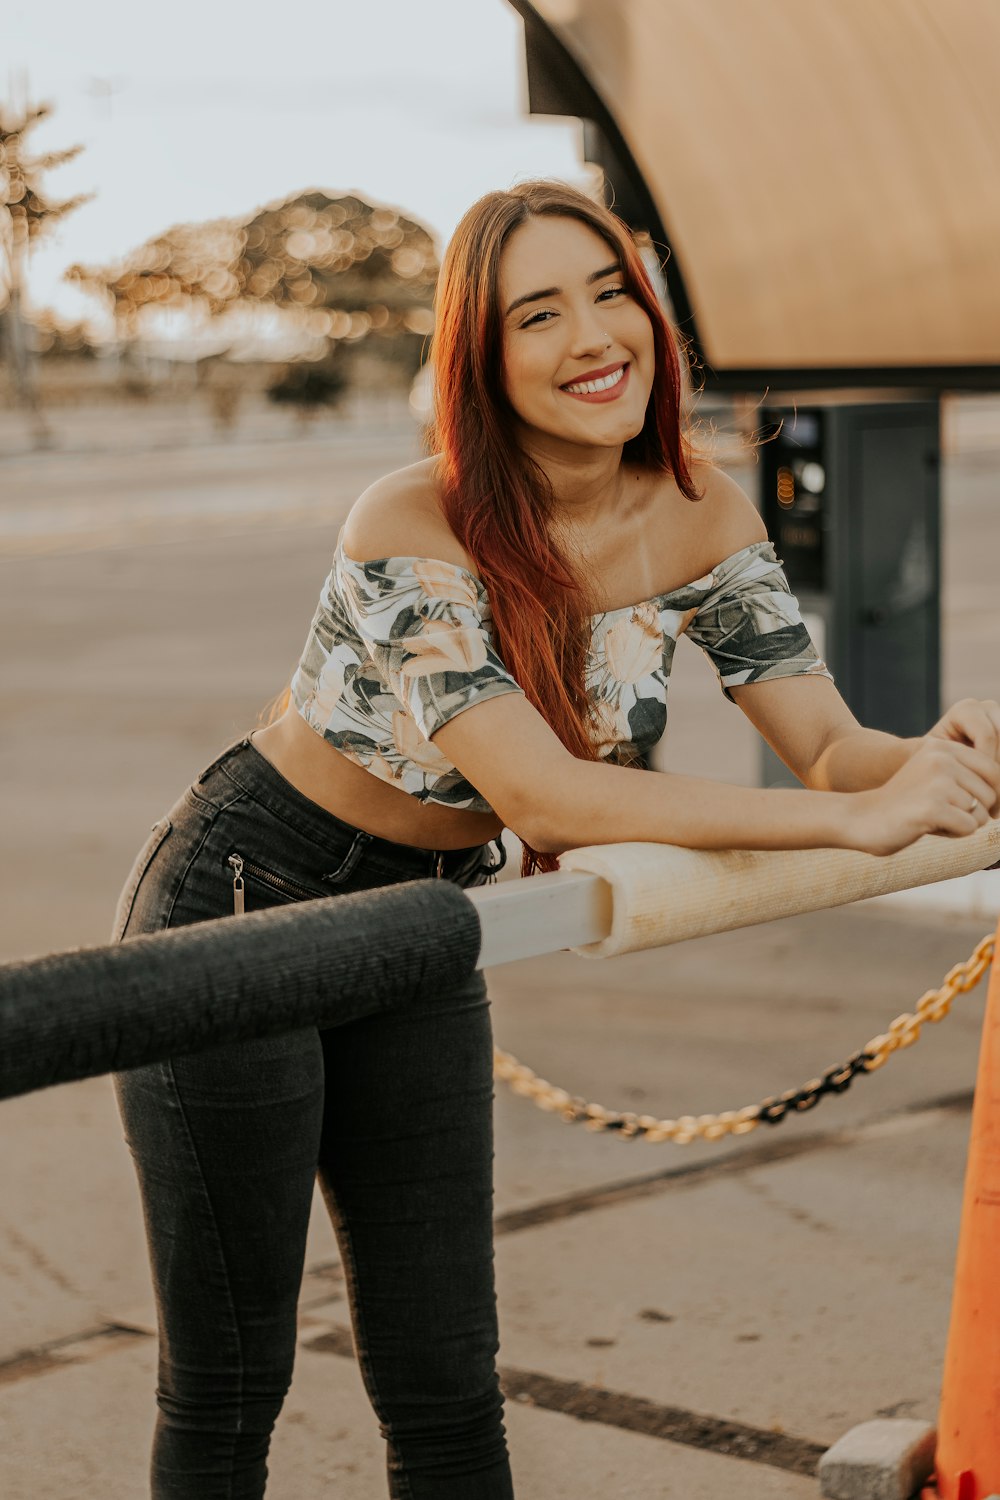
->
[922, 915, 1000, 1500]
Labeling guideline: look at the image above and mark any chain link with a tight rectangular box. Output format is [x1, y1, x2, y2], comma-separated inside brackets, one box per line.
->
[494, 933, 996, 1145]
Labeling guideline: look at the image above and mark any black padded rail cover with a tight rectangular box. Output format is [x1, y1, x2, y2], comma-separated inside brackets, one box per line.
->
[0, 881, 482, 1101]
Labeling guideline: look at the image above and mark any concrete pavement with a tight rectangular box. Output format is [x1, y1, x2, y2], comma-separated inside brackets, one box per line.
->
[1, 392, 998, 1497]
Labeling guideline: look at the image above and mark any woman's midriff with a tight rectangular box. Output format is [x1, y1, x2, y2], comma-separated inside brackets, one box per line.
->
[250, 709, 504, 851]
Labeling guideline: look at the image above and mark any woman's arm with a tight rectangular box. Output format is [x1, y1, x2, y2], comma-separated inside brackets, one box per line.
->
[432, 691, 1000, 858]
[727, 674, 921, 792]
[732, 676, 1000, 796]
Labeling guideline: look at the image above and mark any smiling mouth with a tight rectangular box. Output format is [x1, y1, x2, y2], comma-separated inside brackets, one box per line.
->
[561, 362, 630, 402]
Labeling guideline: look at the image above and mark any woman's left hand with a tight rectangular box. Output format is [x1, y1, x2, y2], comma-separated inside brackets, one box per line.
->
[924, 698, 1000, 813]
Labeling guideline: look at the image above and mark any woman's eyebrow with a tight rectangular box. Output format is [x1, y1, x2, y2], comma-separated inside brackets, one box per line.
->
[504, 260, 622, 318]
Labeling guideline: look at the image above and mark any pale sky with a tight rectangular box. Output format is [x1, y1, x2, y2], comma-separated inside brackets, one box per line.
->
[3, 0, 586, 323]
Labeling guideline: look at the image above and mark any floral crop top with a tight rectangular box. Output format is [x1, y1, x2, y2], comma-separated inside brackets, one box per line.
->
[289, 534, 833, 813]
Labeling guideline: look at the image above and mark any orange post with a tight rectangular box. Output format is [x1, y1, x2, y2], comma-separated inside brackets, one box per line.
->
[923, 916, 1000, 1500]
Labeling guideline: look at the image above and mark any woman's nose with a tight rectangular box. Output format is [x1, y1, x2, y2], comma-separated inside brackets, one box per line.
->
[569, 319, 613, 359]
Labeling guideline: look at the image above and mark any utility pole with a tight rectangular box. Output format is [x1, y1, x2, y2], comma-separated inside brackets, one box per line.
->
[83, 77, 126, 123]
[0, 70, 46, 442]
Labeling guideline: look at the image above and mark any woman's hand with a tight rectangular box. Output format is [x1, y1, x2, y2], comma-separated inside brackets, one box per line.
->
[925, 697, 1000, 759]
[843, 727, 1000, 857]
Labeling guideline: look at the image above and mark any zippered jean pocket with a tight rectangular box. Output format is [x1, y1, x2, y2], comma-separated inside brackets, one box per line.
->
[224, 829, 374, 915]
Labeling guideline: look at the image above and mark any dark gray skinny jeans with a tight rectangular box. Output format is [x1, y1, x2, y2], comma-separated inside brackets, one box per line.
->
[112, 734, 514, 1499]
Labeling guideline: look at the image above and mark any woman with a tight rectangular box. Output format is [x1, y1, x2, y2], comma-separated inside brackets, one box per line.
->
[114, 179, 1000, 1499]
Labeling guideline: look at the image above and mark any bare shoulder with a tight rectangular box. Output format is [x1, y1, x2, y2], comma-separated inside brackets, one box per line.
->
[341, 455, 474, 569]
[688, 459, 768, 558]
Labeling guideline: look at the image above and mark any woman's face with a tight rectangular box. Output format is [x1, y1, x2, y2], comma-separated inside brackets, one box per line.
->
[498, 214, 655, 454]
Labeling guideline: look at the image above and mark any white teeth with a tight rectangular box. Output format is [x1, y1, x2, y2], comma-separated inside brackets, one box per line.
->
[564, 364, 626, 395]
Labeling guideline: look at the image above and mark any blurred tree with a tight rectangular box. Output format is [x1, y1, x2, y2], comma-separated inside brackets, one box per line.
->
[0, 98, 92, 442]
[67, 217, 245, 343]
[23, 307, 97, 359]
[237, 191, 437, 315]
[66, 189, 438, 385]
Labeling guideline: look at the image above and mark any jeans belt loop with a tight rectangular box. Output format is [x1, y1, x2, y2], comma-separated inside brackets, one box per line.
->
[195, 738, 249, 786]
[321, 831, 373, 886]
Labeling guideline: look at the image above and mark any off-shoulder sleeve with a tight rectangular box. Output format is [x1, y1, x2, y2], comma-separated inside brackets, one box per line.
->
[336, 549, 525, 739]
[684, 541, 834, 702]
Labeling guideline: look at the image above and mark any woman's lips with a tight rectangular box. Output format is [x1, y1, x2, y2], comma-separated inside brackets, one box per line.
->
[560, 362, 631, 404]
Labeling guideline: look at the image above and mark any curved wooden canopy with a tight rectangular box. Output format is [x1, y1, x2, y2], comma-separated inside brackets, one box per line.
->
[509, 0, 1000, 390]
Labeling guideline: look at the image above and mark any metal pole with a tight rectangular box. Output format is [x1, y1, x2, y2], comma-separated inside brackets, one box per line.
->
[0, 880, 480, 1101]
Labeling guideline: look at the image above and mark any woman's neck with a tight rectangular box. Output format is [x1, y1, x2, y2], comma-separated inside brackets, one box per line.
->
[517, 429, 639, 531]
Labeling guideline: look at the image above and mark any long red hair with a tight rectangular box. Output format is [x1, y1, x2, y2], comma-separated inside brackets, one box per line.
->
[426, 180, 706, 874]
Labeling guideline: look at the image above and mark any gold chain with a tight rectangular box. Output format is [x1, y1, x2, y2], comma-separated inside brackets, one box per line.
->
[493, 932, 996, 1146]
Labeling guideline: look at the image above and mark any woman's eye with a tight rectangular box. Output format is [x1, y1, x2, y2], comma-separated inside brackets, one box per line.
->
[520, 310, 554, 329]
[598, 284, 627, 302]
